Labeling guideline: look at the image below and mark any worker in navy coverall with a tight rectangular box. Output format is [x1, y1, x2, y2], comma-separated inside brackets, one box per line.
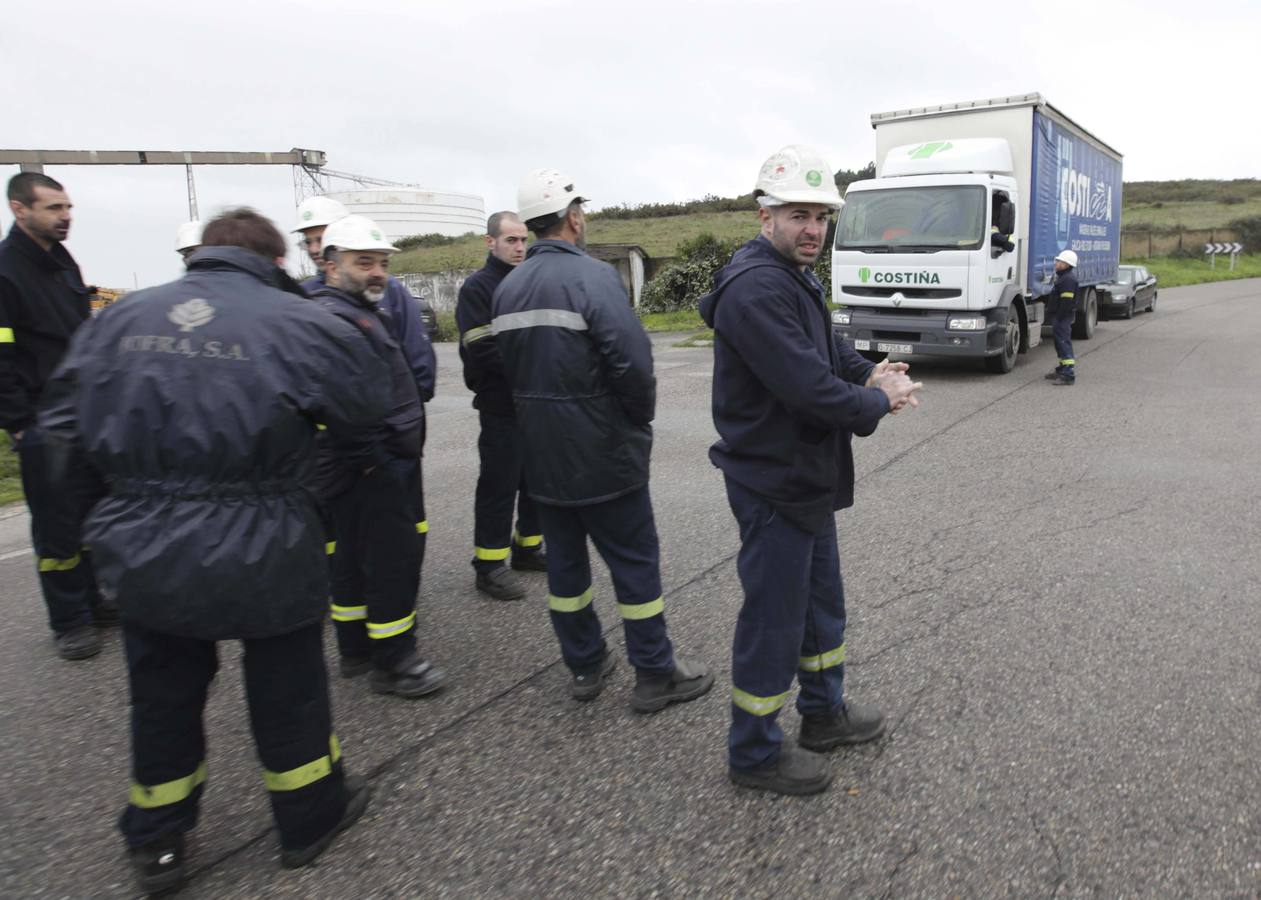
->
[701, 146, 922, 796]
[1046, 249, 1080, 385]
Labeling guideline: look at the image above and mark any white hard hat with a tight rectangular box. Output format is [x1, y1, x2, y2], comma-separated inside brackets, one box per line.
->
[292, 196, 349, 233]
[321, 215, 398, 254]
[174, 220, 203, 252]
[754, 145, 843, 210]
[1055, 249, 1078, 267]
[518, 168, 589, 223]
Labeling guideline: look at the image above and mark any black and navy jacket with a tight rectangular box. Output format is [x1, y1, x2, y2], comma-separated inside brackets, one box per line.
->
[1047, 268, 1079, 319]
[307, 284, 425, 500]
[37, 247, 392, 640]
[0, 225, 92, 434]
[492, 240, 654, 507]
[302, 273, 435, 402]
[700, 235, 890, 533]
[456, 253, 515, 416]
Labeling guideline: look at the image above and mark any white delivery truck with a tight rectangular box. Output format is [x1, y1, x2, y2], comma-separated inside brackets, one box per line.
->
[831, 93, 1123, 373]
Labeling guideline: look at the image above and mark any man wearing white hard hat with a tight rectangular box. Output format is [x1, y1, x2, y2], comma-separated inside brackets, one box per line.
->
[1045, 249, 1079, 385]
[308, 214, 446, 699]
[174, 220, 203, 263]
[491, 168, 714, 712]
[699, 145, 922, 796]
[293, 196, 436, 406]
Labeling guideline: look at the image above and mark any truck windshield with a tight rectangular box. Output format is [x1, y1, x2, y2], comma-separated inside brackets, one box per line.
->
[836, 186, 986, 251]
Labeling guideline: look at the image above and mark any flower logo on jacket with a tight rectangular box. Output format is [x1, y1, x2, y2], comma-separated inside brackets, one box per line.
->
[168, 298, 216, 332]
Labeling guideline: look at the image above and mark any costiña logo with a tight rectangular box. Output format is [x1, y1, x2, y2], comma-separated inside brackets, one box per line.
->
[857, 269, 941, 285]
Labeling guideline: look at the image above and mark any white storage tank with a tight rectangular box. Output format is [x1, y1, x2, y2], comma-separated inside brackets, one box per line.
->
[324, 189, 486, 240]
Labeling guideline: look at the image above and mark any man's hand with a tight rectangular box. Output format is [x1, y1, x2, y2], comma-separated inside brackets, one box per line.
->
[866, 359, 910, 386]
[873, 370, 923, 413]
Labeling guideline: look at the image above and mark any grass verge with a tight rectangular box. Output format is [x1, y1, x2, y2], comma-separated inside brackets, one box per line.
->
[0, 447, 22, 506]
[1126, 254, 1261, 288]
[639, 310, 704, 333]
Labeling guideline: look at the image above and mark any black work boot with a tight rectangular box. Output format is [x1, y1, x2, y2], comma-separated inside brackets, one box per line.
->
[729, 746, 832, 796]
[629, 657, 715, 713]
[338, 654, 372, 678]
[130, 831, 186, 894]
[572, 653, 617, 701]
[511, 548, 548, 572]
[798, 703, 886, 751]
[1044, 370, 1062, 380]
[476, 566, 527, 601]
[1051, 373, 1076, 386]
[55, 624, 102, 660]
[92, 600, 121, 627]
[280, 775, 372, 869]
[369, 653, 446, 698]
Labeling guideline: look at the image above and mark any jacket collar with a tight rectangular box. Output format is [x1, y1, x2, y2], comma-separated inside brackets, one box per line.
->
[307, 282, 377, 311]
[6, 223, 76, 273]
[184, 246, 306, 297]
[525, 239, 585, 259]
[484, 252, 516, 276]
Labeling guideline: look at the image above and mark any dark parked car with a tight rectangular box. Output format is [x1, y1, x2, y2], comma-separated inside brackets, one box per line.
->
[1100, 265, 1158, 319]
[409, 290, 439, 341]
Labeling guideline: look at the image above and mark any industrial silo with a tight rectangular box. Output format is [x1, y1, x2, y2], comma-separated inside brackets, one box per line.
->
[324, 189, 486, 240]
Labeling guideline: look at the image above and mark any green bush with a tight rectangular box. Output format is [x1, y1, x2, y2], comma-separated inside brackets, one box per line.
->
[394, 232, 476, 251]
[1228, 215, 1261, 250]
[433, 311, 459, 343]
[639, 233, 742, 313]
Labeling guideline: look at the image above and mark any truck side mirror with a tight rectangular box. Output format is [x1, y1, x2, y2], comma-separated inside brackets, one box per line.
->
[998, 201, 1015, 236]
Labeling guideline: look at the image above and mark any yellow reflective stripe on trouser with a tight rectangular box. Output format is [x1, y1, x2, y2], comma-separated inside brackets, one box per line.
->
[0, 327, 14, 343]
[799, 642, 846, 672]
[1060, 292, 1075, 298]
[416, 520, 429, 534]
[1060, 358, 1076, 366]
[130, 761, 207, 808]
[263, 735, 341, 792]
[38, 553, 82, 573]
[618, 596, 664, 621]
[474, 546, 510, 561]
[367, 612, 415, 639]
[732, 687, 789, 716]
[330, 603, 367, 622]
[325, 541, 336, 555]
[549, 586, 593, 613]
[461, 324, 493, 347]
[513, 531, 543, 548]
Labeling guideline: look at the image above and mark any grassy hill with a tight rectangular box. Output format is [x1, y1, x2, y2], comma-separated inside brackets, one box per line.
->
[392, 179, 1259, 275]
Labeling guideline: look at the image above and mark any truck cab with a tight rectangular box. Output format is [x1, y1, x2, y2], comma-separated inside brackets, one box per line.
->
[831, 139, 1033, 374]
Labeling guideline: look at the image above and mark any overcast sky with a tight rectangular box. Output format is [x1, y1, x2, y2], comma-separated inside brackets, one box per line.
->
[3, 0, 1256, 288]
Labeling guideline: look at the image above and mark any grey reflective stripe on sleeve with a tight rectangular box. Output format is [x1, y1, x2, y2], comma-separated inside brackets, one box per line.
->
[492, 309, 589, 334]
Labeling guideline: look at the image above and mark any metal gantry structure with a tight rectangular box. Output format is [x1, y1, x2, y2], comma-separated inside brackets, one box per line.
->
[0, 148, 333, 221]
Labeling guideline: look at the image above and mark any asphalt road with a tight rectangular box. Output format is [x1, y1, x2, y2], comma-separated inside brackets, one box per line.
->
[2, 278, 1259, 898]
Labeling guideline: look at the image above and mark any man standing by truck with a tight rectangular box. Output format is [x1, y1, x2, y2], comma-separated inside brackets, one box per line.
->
[1046, 249, 1079, 385]
[701, 145, 921, 796]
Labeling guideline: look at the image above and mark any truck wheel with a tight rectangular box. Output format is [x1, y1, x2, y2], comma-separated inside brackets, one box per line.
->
[984, 311, 1020, 374]
[1072, 288, 1097, 340]
[859, 350, 885, 363]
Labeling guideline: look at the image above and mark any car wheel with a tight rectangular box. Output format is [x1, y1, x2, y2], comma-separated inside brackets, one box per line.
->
[1147, 292, 1156, 313]
[1124, 298, 1134, 319]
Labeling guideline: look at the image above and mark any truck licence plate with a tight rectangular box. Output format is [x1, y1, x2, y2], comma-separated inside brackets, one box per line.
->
[877, 342, 913, 354]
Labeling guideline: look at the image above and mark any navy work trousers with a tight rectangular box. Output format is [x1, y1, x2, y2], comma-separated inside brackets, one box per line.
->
[16, 429, 104, 633]
[119, 620, 348, 851]
[1052, 313, 1076, 379]
[472, 411, 542, 573]
[725, 478, 848, 771]
[537, 486, 674, 677]
[328, 458, 422, 669]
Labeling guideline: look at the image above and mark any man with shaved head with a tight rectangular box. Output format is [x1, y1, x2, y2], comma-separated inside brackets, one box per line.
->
[455, 211, 546, 602]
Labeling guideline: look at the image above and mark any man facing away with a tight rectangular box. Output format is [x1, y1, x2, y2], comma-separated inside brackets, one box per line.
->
[456, 210, 546, 602]
[0, 172, 113, 660]
[700, 145, 922, 796]
[492, 168, 713, 711]
[39, 208, 391, 892]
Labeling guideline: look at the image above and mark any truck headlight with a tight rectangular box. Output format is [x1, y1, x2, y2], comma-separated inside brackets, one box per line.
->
[947, 316, 986, 330]
[831, 310, 851, 326]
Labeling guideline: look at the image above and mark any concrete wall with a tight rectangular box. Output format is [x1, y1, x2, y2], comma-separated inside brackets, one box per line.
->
[396, 271, 474, 313]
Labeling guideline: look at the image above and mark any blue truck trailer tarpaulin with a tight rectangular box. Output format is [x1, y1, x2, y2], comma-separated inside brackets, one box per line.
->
[1028, 110, 1122, 295]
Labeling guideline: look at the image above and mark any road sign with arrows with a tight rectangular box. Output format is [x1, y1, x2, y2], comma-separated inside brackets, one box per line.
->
[1204, 241, 1245, 269]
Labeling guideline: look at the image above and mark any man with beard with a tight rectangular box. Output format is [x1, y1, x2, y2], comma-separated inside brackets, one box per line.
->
[699, 145, 921, 795]
[491, 168, 713, 711]
[456, 210, 546, 602]
[0, 172, 113, 660]
[309, 214, 445, 698]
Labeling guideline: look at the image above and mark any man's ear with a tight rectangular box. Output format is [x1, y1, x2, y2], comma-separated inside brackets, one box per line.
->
[8, 199, 24, 219]
[484, 234, 495, 250]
